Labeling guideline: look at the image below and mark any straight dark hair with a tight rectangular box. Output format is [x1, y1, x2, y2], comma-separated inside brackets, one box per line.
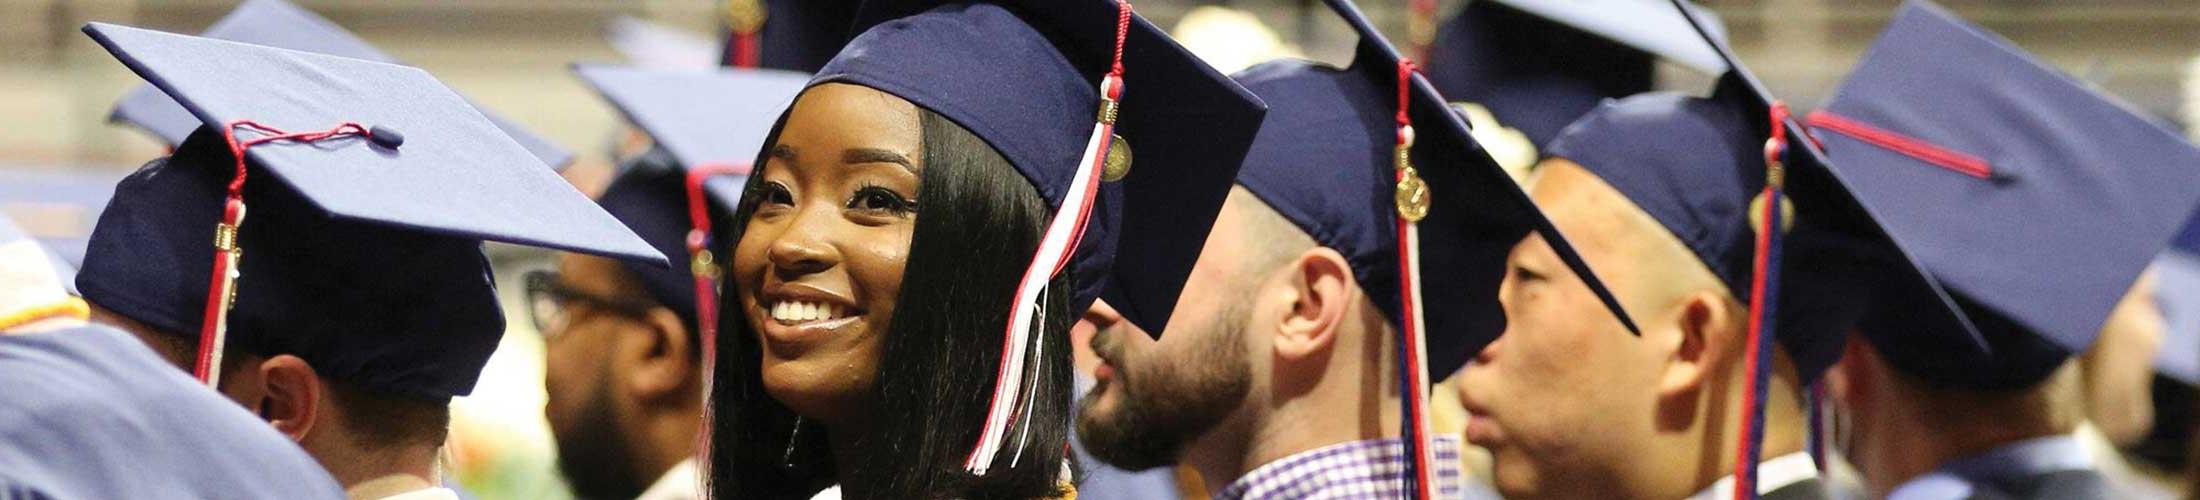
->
[709, 106, 1077, 499]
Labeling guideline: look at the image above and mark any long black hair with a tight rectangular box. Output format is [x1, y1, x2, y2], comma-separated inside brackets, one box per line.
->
[709, 105, 1077, 500]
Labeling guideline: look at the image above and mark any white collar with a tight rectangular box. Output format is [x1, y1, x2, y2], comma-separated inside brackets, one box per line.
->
[377, 487, 461, 500]
[1688, 452, 1820, 500]
[636, 458, 702, 500]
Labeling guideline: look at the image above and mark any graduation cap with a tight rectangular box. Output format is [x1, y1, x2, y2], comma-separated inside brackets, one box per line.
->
[1237, 1, 1640, 496]
[1807, 1, 2200, 392]
[1424, 0, 1728, 149]
[1544, 0, 1939, 494]
[811, 0, 1265, 473]
[75, 22, 665, 399]
[718, 0, 860, 71]
[574, 64, 810, 441]
[105, 0, 572, 170]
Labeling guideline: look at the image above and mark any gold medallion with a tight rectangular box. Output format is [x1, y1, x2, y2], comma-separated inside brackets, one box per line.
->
[1396, 171, 1430, 222]
[1748, 190, 1797, 235]
[691, 250, 721, 279]
[1102, 135, 1132, 182]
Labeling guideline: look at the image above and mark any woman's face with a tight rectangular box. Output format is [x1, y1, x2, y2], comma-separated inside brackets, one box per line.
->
[733, 83, 921, 423]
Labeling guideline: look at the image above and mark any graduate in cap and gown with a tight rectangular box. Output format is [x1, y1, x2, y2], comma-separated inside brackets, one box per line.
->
[542, 64, 808, 500]
[702, 0, 1265, 498]
[1805, 3, 2200, 499]
[0, 213, 345, 500]
[71, 22, 665, 500]
[1073, 0, 1636, 498]
[1450, 0, 1907, 497]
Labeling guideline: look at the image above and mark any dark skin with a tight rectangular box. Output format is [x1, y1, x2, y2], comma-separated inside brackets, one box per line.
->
[540, 252, 701, 496]
[732, 82, 921, 496]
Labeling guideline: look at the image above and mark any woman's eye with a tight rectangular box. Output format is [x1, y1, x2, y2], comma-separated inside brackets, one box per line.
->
[754, 181, 794, 207]
[848, 186, 917, 214]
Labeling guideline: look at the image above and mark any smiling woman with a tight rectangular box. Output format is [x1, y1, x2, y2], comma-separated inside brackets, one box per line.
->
[704, 1, 1266, 498]
[711, 82, 1072, 499]
[712, 79, 1073, 497]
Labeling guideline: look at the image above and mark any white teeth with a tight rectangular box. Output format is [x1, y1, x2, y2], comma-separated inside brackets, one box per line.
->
[770, 300, 849, 323]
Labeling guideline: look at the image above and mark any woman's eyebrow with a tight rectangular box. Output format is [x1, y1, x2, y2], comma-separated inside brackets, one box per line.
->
[843, 147, 916, 173]
[770, 144, 798, 162]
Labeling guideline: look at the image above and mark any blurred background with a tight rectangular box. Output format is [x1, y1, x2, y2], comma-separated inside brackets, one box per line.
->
[4, 1, 2200, 498]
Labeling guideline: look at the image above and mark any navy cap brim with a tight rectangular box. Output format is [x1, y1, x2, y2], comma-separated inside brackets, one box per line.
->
[825, 1, 1267, 335]
[574, 64, 811, 211]
[85, 22, 665, 267]
[1667, 0, 1989, 355]
[104, 0, 572, 170]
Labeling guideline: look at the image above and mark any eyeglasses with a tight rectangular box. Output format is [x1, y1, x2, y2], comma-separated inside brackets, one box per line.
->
[522, 270, 659, 342]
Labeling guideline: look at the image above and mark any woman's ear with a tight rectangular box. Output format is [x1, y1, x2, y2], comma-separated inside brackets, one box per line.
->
[629, 306, 698, 402]
[1273, 247, 1356, 363]
[255, 354, 323, 443]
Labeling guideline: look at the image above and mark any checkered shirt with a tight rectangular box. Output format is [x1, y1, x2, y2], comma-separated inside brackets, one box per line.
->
[1212, 435, 1464, 500]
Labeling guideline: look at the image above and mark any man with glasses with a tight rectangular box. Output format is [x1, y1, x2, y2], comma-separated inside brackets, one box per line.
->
[534, 63, 815, 499]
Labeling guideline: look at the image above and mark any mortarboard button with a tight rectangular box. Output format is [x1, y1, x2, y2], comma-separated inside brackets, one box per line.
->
[367, 125, 403, 150]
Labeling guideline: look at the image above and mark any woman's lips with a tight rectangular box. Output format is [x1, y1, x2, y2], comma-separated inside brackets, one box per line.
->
[758, 312, 859, 348]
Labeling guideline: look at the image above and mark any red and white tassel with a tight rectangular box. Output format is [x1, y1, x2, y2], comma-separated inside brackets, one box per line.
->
[685, 162, 751, 483]
[966, 0, 1136, 475]
[198, 120, 372, 386]
[1391, 59, 1438, 500]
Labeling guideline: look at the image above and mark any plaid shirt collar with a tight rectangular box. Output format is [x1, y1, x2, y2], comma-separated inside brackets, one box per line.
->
[1212, 435, 1463, 500]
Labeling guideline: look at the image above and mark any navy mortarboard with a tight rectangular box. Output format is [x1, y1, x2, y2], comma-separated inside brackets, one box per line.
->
[1807, 1, 2200, 391]
[573, 63, 810, 408]
[718, 0, 860, 71]
[106, 0, 571, 169]
[1230, 1, 1640, 496]
[816, 0, 1265, 471]
[75, 22, 663, 399]
[1424, 0, 1726, 151]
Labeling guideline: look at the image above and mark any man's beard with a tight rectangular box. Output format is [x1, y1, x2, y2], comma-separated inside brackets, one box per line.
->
[1075, 300, 1252, 471]
[554, 360, 649, 500]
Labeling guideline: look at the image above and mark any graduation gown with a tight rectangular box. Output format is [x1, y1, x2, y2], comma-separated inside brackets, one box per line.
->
[1887, 435, 2108, 500]
[0, 325, 343, 499]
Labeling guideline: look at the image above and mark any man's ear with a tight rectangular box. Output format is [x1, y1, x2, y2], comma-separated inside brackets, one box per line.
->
[1656, 290, 1744, 400]
[1273, 247, 1356, 363]
[628, 307, 697, 402]
[254, 354, 323, 443]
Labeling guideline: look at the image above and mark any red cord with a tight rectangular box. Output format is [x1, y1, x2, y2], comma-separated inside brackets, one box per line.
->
[1732, 102, 1790, 500]
[1805, 110, 1991, 179]
[685, 161, 750, 475]
[732, 34, 760, 68]
[196, 120, 372, 383]
[1393, 57, 1434, 500]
